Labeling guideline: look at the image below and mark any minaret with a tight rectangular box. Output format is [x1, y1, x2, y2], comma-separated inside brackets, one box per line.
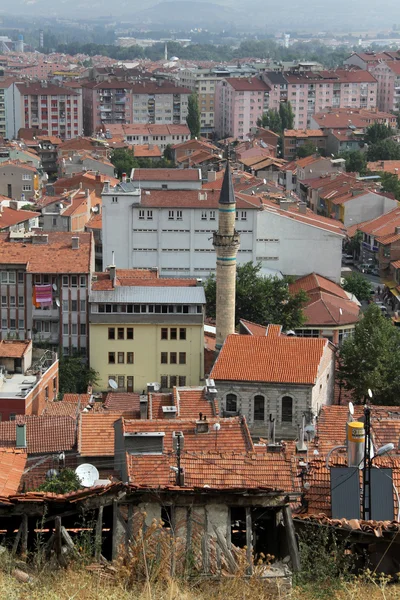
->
[213, 163, 240, 350]
[164, 41, 168, 61]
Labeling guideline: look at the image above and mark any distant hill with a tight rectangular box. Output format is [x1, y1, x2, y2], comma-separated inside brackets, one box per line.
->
[134, 1, 244, 27]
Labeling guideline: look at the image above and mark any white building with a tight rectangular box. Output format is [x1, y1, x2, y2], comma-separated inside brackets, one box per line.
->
[0, 80, 23, 140]
[102, 179, 346, 282]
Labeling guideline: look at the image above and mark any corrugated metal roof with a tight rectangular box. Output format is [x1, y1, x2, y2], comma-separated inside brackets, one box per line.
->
[89, 286, 206, 304]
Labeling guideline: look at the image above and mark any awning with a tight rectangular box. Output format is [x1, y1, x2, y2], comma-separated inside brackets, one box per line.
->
[383, 280, 397, 289]
[391, 288, 400, 300]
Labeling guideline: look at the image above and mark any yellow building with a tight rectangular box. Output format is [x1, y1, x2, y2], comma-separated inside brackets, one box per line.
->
[89, 268, 205, 392]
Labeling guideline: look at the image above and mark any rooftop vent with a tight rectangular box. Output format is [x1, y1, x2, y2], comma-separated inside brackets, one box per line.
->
[16, 422, 27, 449]
[71, 236, 79, 249]
[162, 405, 177, 419]
[32, 234, 48, 245]
[195, 413, 209, 434]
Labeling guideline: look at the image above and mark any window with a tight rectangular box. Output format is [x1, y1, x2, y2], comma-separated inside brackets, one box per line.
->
[179, 328, 186, 340]
[161, 328, 168, 340]
[127, 352, 134, 364]
[168, 210, 174, 220]
[117, 376, 125, 389]
[147, 210, 153, 220]
[127, 376, 134, 392]
[118, 352, 124, 364]
[112, 196, 118, 204]
[170, 352, 177, 364]
[108, 327, 115, 340]
[201, 210, 207, 220]
[178, 376, 186, 386]
[1, 296, 6, 307]
[117, 327, 124, 340]
[18, 272, 24, 283]
[160, 375, 168, 389]
[254, 395, 265, 421]
[179, 352, 186, 365]
[18, 296, 24, 306]
[71, 323, 77, 335]
[18, 319, 24, 330]
[80, 276, 86, 287]
[71, 300, 77, 312]
[10, 319, 15, 330]
[1, 319, 6, 329]
[161, 352, 168, 364]
[10, 296, 15, 306]
[63, 323, 69, 335]
[71, 276, 77, 287]
[241, 211, 247, 221]
[281, 396, 293, 422]
[62, 300, 68, 312]
[53, 377, 57, 394]
[45, 386, 49, 401]
[209, 210, 216, 220]
[139, 209, 145, 220]
[10, 414, 16, 421]
[22, 184, 32, 192]
[225, 393, 237, 412]
[80, 324, 86, 335]
[176, 210, 183, 220]
[127, 327, 134, 340]
[170, 328, 177, 340]
[108, 352, 116, 364]
[170, 375, 177, 388]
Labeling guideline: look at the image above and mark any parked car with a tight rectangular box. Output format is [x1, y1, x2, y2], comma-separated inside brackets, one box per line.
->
[342, 254, 354, 265]
[357, 263, 374, 274]
[374, 301, 388, 314]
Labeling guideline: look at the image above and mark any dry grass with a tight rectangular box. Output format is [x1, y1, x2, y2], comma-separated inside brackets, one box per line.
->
[0, 568, 399, 600]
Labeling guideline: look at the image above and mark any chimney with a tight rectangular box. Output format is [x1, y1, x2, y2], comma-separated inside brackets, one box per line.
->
[207, 170, 217, 183]
[395, 226, 400, 235]
[140, 394, 148, 419]
[109, 250, 116, 286]
[122, 172, 127, 182]
[104, 180, 110, 193]
[9, 200, 19, 211]
[195, 413, 209, 434]
[298, 202, 307, 214]
[32, 234, 48, 244]
[16, 422, 27, 449]
[71, 236, 80, 249]
[279, 199, 289, 210]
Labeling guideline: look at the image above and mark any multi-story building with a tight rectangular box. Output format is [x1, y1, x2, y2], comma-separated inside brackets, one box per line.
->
[0, 79, 22, 139]
[283, 129, 327, 159]
[0, 231, 94, 356]
[88, 267, 205, 392]
[82, 81, 134, 136]
[102, 179, 346, 282]
[215, 77, 270, 139]
[104, 123, 190, 151]
[0, 160, 42, 201]
[178, 68, 222, 137]
[369, 61, 400, 113]
[17, 81, 83, 140]
[262, 69, 377, 129]
[130, 81, 191, 126]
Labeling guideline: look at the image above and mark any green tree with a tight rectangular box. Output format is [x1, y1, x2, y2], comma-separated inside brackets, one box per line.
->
[279, 102, 294, 131]
[342, 272, 372, 301]
[163, 144, 174, 161]
[204, 262, 307, 330]
[344, 230, 362, 260]
[367, 138, 400, 161]
[339, 150, 367, 175]
[38, 469, 82, 494]
[59, 356, 99, 395]
[379, 171, 400, 199]
[364, 122, 393, 145]
[110, 148, 137, 178]
[297, 140, 317, 158]
[186, 93, 201, 139]
[338, 304, 400, 404]
[257, 109, 282, 134]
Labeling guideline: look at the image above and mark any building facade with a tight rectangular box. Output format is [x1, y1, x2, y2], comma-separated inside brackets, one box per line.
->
[88, 268, 205, 392]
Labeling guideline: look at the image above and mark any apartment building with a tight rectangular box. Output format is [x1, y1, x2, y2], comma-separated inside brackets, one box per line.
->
[344, 51, 400, 71]
[178, 68, 221, 136]
[0, 231, 94, 356]
[0, 161, 42, 201]
[283, 129, 327, 159]
[17, 81, 83, 140]
[130, 81, 191, 125]
[82, 81, 133, 136]
[0, 79, 22, 139]
[369, 61, 400, 113]
[88, 268, 205, 392]
[263, 69, 377, 129]
[215, 77, 270, 139]
[102, 179, 346, 282]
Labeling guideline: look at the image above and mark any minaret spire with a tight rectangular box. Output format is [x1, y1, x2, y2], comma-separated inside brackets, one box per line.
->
[213, 162, 240, 350]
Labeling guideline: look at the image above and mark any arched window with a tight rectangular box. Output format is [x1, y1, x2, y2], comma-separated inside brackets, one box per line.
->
[253, 395, 265, 421]
[281, 396, 293, 423]
[225, 393, 237, 412]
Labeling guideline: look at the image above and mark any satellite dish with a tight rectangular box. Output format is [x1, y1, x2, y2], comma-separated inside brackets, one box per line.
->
[263, 178, 267, 184]
[108, 378, 118, 389]
[46, 469, 59, 479]
[213, 422, 221, 431]
[349, 401, 354, 416]
[55, 298, 60, 307]
[52, 283, 57, 291]
[367, 389, 373, 399]
[75, 464, 99, 487]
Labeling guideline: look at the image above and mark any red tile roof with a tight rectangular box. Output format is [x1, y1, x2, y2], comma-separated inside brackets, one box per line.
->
[79, 411, 138, 457]
[17, 82, 78, 96]
[289, 273, 349, 299]
[132, 144, 162, 158]
[86, 213, 102, 230]
[0, 416, 76, 454]
[225, 77, 270, 92]
[131, 168, 200, 181]
[0, 160, 39, 173]
[0, 231, 93, 274]
[0, 340, 31, 359]
[91, 269, 197, 291]
[104, 393, 140, 415]
[138, 189, 259, 210]
[358, 208, 400, 236]
[301, 291, 360, 327]
[239, 319, 268, 336]
[175, 387, 217, 419]
[211, 334, 329, 385]
[0, 448, 27, 495]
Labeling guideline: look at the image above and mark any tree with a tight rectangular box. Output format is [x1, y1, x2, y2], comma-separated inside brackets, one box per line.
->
[257, 109, 282, 134]
[279, 102, 294, 131]
[339, 150, 367, 174]
[338, 304, 400, 404]
[364, 123, 393, 145]
[204, 262, 307, 330]
[59, 356, 99, 395]
[342, 272, 372, 301]
[367, 138, 400, 161]
[38, 469, 82, 494]
[297, 140, 317, 158]
[344, 230, 362, 260]
[110, 148, 136, 178]
[379, 171, 400, 200]
[163, 144, 174, 161]
[186, 93, 200, 139]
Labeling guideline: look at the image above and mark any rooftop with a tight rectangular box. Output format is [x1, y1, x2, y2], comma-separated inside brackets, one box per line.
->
[0, 416, 76, 454]
[225, 77, 270, 92]
[131, 168, 201, 182]
[0, 340, 31, 359]
[0, 448, 27, 496]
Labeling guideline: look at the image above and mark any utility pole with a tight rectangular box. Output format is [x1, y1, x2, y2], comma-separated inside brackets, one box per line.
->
[362, 404, 372, 520]
[176, 432, 182, 486]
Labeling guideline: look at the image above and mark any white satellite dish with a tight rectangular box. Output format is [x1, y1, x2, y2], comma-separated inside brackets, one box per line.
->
[52, 283, 57, 291]
[263, 178, 267, 184]
[349, 401, 354, 416]
[75, 464, 100, 487]
[213, 422, 221, 431]
[55, 297, 60, 307]
[108, 378, 118, 389]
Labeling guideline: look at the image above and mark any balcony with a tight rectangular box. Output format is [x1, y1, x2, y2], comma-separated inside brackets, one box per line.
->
[100, 105, 112, 112]
[32, 306, 59, 320]
[115, 97, 126, 104]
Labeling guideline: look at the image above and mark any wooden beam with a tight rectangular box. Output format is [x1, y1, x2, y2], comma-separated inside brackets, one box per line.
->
[55, 516, 66, 567]
[126, 504, 133, 545]
[282, 505, 300, 572]
[21, 514, 28, 555]
[12, 520, 23, 555]
[95, 505, 103, 561]
[112, 500, 126, 561]
[245, 507, 253, 575]
[201, 508, 209, 574]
